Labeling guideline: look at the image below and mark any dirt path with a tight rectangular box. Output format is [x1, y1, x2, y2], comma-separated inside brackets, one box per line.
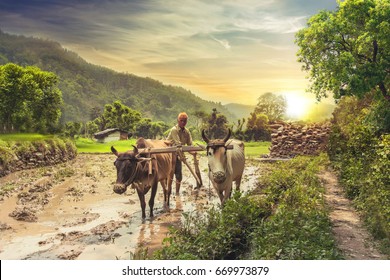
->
[320, 170, 386, 260]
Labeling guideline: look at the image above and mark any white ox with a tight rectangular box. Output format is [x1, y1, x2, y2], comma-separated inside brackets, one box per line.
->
[202, 129, 245, 204]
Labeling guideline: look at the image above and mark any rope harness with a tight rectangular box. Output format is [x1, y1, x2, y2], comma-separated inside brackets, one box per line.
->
[116, 155, 155, 189]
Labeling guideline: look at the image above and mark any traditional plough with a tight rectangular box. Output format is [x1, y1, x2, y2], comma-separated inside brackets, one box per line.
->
[135, 144, 234, 187]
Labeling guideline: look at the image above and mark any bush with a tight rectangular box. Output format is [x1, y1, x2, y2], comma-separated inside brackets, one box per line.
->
[154, 192, 272, 260]
[248, 155, 340, 260]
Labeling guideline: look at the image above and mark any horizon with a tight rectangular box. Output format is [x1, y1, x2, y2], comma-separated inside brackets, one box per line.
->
[0, 0, 338, 118]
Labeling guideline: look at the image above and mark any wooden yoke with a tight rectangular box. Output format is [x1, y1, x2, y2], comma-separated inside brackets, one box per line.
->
[135, 145, 233, 155]
[135, 144, 233, 188]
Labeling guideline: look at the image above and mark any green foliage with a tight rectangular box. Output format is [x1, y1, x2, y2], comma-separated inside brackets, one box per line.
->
[0, 142, 14, 166]
[95, 100, 142, 132]
[328, 95, 390, 254]
[254, 92, 287, 121]
[154, 155, 341, 260]
[0, 63, 63, 133]
[154, 192, 272, 260]
[202, 108, 230, 139]
[63, 121, 82, 138]
[249, 156, 340, 259]
[296, 0, 390, 101]
[245, 113, 271, 141]
[134, 119, 169, 139]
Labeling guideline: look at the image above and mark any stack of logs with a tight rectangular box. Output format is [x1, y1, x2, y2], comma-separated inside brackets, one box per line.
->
[269, 121, 331, 158]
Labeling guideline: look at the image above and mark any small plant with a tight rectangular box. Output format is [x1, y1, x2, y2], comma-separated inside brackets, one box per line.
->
[0, 182, 16, 196]
[54, 167, 75, 181]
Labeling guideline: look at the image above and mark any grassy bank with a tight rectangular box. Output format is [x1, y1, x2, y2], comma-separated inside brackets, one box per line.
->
[154, 154, 342, 260]
[0, 133, 77, 180]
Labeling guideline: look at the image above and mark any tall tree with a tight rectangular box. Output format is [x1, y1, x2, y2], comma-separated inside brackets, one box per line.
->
[296, 0, 390, 102]
[245, 113, 271, 141]
[98, 100, 141, 132]
[254, 92, 286, 121]
[0, 63, 62, 132]
[205, 108, 229, 139]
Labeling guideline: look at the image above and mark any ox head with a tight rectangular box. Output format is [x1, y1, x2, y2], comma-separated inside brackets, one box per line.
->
[201, 129, 231, 184]
[111, 145, 146, 194]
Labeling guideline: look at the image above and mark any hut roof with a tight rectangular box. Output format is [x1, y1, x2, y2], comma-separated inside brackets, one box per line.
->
[94, 128, 128, 139]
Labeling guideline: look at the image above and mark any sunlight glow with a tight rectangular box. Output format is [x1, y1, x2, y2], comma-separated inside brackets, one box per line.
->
[284, 93, 311, 120]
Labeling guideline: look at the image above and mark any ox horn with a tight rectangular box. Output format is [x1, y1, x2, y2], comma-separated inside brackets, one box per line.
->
[223, 128, 231, 143]
[201, 129, 210, 144]
[111, 146, 119, 156]
[132, 145, 139, 155]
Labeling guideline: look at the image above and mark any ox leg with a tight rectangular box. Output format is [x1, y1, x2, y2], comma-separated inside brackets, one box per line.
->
[160, 179, 171, 209]
[235, 176, 242, 191]
[222, 182, 233, 205]
[148, 181, 158, 218]
[136, 188, 147, 219]
[218, 191, 225, 204]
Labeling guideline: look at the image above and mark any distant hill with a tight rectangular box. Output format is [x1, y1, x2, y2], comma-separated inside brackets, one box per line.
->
[224, 103, 255, 121]
[0, 30, 235, 126]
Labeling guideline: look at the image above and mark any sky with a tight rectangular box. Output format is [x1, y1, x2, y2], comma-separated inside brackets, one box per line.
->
[0, 0, 338, 110]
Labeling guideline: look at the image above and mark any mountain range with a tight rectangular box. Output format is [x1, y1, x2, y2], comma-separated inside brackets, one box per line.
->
[0, 30, 244, 126]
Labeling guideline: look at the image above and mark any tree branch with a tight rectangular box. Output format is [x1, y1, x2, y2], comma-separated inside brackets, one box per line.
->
[373, 40, 378, 63]
[378, 82, 389, 102]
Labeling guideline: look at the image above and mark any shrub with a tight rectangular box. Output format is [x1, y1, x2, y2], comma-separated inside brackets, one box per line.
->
[248, 155, 341, 260]
[154, 192, 272, 260]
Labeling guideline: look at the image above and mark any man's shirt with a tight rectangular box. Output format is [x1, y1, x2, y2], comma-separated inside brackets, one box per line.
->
[167, 124, 192, 146]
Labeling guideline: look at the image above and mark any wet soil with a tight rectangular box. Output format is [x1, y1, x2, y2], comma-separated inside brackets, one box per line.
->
[0, 155, 385, 260]
[0, 154, 261, 260]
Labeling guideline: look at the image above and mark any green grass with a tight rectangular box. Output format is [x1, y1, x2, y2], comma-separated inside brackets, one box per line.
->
[75, 138, 271, 157]
[75, 137, 137, 153]
[0, 133, 54, 141]
[154, 154, 342, 260]
[244, 141, 271, 158]
[1, 135, 271, 157]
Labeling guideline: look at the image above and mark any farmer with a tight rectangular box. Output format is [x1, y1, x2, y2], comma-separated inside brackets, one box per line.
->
[167, 112, 202, 194]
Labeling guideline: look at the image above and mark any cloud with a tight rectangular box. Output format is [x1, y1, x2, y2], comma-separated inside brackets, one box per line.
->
[210, 36, 231, 50]
[0, 0, 338, 105]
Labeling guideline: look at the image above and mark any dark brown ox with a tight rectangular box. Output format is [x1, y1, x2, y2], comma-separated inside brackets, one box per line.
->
[202, 129, 245, 204]
[111, 138, 175, 219]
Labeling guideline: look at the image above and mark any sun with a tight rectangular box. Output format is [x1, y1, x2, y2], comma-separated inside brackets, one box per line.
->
[284, 93, 311, 120]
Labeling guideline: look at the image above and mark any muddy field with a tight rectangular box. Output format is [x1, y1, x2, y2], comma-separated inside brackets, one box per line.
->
[0, 154, 261, 260]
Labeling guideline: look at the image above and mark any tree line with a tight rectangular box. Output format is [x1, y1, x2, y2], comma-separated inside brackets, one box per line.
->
[0, 62, 289, 142]
[68, 92, 287, 142]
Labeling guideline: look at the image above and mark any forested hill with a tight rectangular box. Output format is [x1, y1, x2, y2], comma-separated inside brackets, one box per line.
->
[0, 30, 235, 125]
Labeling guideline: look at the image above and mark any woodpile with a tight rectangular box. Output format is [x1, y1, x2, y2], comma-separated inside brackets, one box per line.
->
[269, 121, 331, 158]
